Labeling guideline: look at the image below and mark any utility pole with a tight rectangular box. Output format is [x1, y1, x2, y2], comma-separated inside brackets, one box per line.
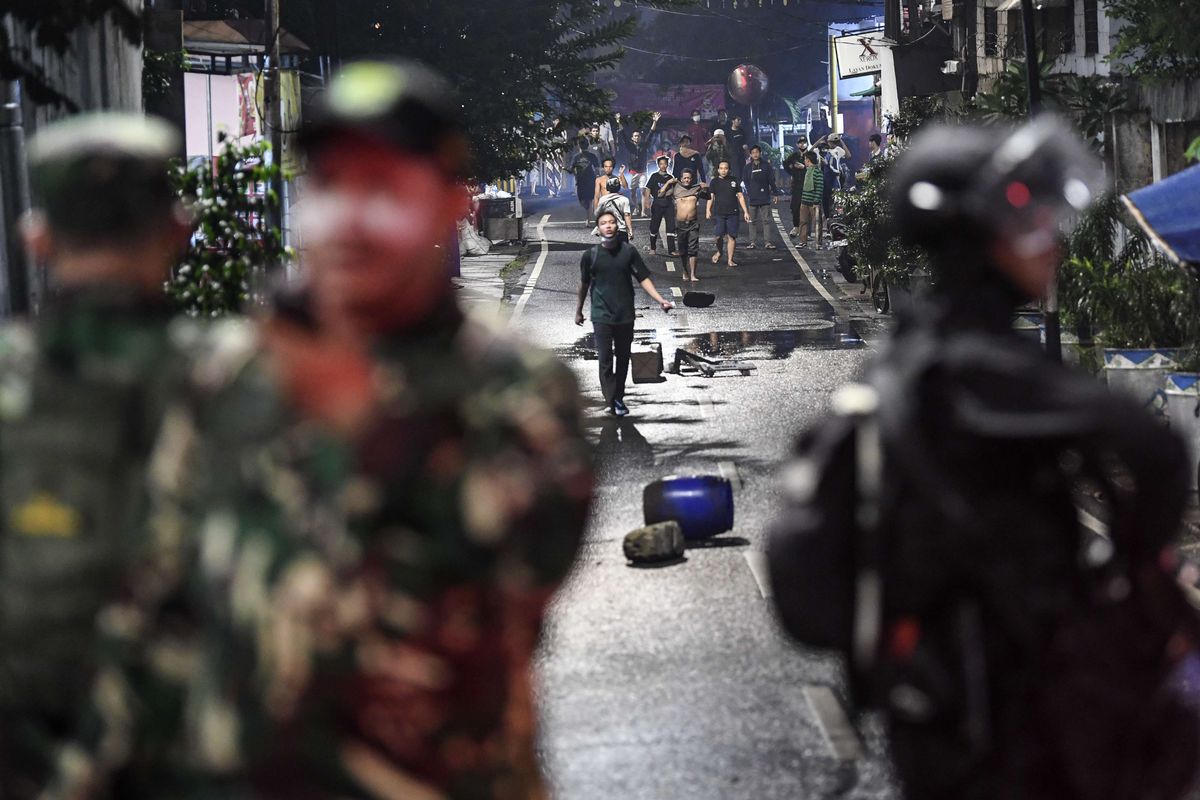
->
[829, 34, 839, 136]
[1018, 0, 1059, 363]
[264, 0, 284, 271]
[0, 69, 31, 316]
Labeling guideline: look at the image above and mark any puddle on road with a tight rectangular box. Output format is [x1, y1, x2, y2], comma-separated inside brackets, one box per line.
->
[560, 322, 863, 363]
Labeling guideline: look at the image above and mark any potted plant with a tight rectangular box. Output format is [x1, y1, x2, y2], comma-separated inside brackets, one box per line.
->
[1059, 202, 1200, 415]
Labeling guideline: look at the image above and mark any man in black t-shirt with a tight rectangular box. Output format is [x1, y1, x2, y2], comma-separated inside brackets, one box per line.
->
[645, 156, 677, 256]
[706, 160, 751, 268]
[727, 116, 748, 179]
[574, 210, 674, 417]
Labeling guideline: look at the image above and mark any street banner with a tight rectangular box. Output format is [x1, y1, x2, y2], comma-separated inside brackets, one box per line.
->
[834, 29, 886, 79]
[610, 83, 726, 120]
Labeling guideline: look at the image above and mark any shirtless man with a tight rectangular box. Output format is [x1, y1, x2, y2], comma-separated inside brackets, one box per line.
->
[658, 168, 706, 282]
[593, 157, 629, 217]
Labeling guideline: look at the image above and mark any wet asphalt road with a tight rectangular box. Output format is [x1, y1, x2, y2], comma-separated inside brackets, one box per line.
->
[474, 194, 900, 799]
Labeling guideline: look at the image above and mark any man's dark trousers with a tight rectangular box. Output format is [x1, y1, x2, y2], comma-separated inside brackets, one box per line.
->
[594, 321, 635, 405]
[649, 200, 676, 252]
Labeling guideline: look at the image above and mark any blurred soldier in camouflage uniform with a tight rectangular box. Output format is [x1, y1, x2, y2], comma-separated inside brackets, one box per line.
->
[0, 114, 197, 798]
[56, 61, 593, 800]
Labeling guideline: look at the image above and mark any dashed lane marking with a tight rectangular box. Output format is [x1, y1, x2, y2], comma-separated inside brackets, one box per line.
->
[671, 286, 683, 298]
[804, 686, 864, 761]
[718, 461, 742, 490]
[696, 394, 715, 418]
[771, 209, 851, 319]
[1077, 507, 1108, 537]
[744, 551, 772, 598]
[665, 261, 676, 272]
[509, 214, 551, 326]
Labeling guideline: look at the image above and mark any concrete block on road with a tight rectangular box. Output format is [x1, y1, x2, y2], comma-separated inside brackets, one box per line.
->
[623, 520, 685, 564]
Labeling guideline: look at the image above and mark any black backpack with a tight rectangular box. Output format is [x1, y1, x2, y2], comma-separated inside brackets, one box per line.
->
[769, 339, 1200, 798]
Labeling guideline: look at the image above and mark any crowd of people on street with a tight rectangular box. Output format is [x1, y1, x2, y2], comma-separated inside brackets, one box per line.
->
[559, 109, 875, 278]
[4, 54, 1200, 800]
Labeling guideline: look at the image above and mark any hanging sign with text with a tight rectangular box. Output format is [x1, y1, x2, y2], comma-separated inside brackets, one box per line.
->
[834, 29, 887, 79]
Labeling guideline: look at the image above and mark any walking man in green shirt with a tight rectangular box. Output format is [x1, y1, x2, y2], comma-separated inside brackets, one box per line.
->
[575, 210, 674, 417]
[797, 149, 825, 249]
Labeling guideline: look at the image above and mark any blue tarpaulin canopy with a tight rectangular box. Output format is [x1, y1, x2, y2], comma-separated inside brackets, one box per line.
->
[1122, 163, 1200, 267]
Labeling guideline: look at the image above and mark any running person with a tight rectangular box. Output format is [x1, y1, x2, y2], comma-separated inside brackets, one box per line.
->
[645, 155, 677, 256]
[707, 160, 751, 268]
[575, 210, 674, 418]
[658, 169, 705, 282]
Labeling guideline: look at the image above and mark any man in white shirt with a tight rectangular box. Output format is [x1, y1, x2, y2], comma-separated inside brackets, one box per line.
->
[593, 177, 635, 243]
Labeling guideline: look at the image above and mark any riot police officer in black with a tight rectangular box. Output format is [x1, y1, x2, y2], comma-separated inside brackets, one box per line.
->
[769, 118, 1200, 800]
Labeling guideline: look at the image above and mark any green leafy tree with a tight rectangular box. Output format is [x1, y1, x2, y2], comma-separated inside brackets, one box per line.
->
[324, 0, 692, 183]
[1107, 0, 1200, 80]
[1060, 192, 1200, 354]
[169, 137, 289, 317]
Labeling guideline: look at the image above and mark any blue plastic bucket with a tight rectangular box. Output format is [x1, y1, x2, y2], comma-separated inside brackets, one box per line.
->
[643, 475, 734, 540]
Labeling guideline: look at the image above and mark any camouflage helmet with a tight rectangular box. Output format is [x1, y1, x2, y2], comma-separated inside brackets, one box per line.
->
[28, 112, 181, 244]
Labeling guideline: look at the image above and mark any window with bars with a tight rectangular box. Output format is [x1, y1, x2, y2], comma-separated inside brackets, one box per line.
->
[984, 9, 1000, 56]
[1084, 0, 1100, 55]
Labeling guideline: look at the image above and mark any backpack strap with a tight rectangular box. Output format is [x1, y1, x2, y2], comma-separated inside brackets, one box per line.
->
[831, 383, 885, 676]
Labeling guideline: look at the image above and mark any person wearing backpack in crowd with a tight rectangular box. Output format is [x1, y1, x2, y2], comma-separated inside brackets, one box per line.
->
[593, 157, 629, 221]
[615, 110, 660, 217]
[572, 135, 601, 226]
[783, 134, 810, 236]
[594, 176, 634, 244]
[742, 144, 779, 250]
[575, 210, 674, 418]
[672, 134, 707, 184]
[646, 155, 678, 256]
[0, 112, 203, 798]
[768, 118, 1200, 800]
[795, 149, 825, 249]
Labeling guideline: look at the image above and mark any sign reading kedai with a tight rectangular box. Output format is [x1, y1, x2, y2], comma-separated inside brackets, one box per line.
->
[834, 29, 886, 79]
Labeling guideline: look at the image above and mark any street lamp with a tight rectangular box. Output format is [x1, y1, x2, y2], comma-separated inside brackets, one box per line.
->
[1016, 0, 1060, 363]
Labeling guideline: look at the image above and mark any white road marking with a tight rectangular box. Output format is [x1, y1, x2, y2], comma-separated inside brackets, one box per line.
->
[771, 209, 850, 317]
[1077, 507, 1109, 537]
[804, 686, 864, 761]
[665, 261, 676, 272]
[696, 394, 715, 418]
[671, 286, 684, 298]
[718, 461, 742, 491]
[744, 551, 772, 598]
[509, 214, 551, 326]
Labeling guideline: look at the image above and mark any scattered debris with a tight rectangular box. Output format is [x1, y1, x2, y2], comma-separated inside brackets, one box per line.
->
[623, 520, 685, 563]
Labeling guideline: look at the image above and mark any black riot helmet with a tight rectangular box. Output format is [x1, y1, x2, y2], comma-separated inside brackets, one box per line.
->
[891, 117, 1101, 257]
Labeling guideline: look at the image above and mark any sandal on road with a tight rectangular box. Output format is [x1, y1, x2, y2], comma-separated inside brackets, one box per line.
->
[727, 261, 738, 269]
[765, 243, 778, 250]
[745, 243, 756, 250]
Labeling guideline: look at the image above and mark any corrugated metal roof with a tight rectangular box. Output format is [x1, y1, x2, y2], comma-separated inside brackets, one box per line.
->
[183, 20, 310, 54]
